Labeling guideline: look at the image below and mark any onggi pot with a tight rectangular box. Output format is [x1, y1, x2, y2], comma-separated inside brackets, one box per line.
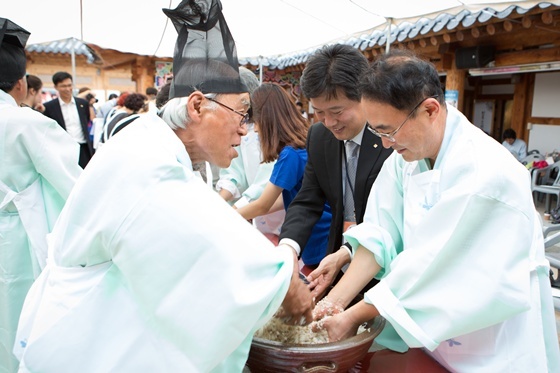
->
[246, 316, 385, 372]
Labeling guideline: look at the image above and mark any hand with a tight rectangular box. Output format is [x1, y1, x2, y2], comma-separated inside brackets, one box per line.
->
[314, 299, 379, 342]
[280, 251, 314, 325]
[313, 311, 358, 343]
[307, 249, 350, 299]
[312, 296, 344, 321]
[34, 102, 45, 112]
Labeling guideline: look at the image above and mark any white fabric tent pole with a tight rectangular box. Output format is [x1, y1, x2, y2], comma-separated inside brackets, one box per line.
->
[386, 17, 392, 54]
[71, 39, 76, 93]
[258, 56, 263, 84]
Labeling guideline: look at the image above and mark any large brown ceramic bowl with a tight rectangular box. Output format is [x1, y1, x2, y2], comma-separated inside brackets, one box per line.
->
[246, 316, 385, 373]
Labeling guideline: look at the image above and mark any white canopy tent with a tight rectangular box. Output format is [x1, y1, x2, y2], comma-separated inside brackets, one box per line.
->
[3, 0, 558, 59]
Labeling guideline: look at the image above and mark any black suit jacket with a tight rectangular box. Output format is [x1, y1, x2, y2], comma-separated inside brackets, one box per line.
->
[43, 97, 93, 157]
[280, 122, 393, 257]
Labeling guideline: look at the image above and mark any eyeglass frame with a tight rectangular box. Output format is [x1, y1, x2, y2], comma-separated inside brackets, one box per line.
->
[206, 96, 250, 128]
[367, 95, 439, 142]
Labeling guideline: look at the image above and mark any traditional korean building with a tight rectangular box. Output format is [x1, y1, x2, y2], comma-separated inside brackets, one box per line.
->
[24, 2, 560, 153]
[25, 38, 172, 102]
[240, 2, 560, 153]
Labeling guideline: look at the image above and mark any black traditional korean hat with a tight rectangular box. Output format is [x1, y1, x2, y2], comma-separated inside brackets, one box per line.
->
[0, 18, 30, 82]
[163, 0, 247, 99]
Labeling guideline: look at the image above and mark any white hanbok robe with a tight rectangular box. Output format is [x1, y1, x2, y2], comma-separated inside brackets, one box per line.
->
[15, 113, 293, 372]
[0, 90, 81, 373]
[345, 106, 560, 372]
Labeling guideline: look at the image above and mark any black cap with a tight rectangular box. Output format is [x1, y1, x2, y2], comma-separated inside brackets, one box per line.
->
[0, 18, 30, 82]
[162, 0, 246, 99]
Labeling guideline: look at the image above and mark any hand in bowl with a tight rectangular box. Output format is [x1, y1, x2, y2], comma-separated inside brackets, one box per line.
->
[312, 296, 344, 320]
[279, 251, 315, 325]
[313, 311, 359, 343]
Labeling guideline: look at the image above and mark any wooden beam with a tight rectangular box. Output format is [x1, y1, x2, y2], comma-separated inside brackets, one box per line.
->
[542, 11, 554, 24]
[522, 15, 532, 29]
[445, 61, 466, 111]
[512, 73, 530, 141]
[441, 52, 454, 70]
[495, 46, 560, 66]
[471, 27, 480, 38]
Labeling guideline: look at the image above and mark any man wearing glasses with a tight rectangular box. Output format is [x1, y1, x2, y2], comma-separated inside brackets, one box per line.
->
[14, 1, 313, 371]
[310, 50, 559, 372]
[278, 44, 393, 295]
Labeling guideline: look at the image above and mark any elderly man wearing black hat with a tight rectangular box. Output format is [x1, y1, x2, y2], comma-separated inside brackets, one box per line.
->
[14, 1, 314, 372]
[0, 18, 82, 372]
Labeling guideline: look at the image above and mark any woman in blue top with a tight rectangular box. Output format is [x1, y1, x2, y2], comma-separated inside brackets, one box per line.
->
[236, 83, 332, 266]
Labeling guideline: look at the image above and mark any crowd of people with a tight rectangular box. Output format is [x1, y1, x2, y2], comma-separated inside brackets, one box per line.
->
[1, 0, 560, 371]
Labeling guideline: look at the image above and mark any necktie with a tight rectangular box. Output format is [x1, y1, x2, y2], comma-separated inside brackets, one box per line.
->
[343, 140, 359, 222]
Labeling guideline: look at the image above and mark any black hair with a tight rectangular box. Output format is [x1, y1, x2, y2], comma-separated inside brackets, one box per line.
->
[26, 75, 43, 92]
[360, 49, 445, 113]
[502, 128, 517, 140]
[156, 83, 171, 109]
[145, 87, 158, 96]
[52, 71, 73, 85]
[0, 80, 18, 93]
[300, 44, 368, 102]
[124, 93, 147, 112]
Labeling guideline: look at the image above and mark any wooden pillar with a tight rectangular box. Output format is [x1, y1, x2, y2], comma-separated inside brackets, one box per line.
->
[444, 55, 466, 113]
[132, 56, 154, 94]
[511, 73, 530, 142]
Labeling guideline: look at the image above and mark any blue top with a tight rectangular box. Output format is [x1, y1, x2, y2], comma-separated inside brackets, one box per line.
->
[270, 146, 332, 266]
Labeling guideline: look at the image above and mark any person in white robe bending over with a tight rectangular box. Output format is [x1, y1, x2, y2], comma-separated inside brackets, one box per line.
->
[309, 50, 560, 372]
[0, 18, 82, 373]
[14, 1, 314, 372]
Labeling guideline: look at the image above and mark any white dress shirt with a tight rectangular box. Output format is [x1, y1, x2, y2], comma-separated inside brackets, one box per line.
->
[59, 97, 86, 144]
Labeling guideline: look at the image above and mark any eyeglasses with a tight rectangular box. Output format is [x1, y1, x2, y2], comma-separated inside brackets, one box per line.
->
[206, 97, 250, 128]
[367, 95, 439, 142]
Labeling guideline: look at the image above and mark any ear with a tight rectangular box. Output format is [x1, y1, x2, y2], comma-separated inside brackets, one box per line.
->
[186, 91, 205, 124]
[16, 77, 26, 90]
[424, 97, 441, 120]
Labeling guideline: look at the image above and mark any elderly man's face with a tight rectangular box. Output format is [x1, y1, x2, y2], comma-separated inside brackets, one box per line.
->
[201, 92, 249, 168]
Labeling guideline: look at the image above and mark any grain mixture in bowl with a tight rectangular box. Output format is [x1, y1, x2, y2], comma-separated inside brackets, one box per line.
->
[254, 316, 330, 344]
[254, 316, 369, 345]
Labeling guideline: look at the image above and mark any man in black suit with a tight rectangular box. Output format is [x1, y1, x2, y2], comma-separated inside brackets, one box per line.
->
[43, 71, 93, 168]
[278, 44, 393, 295]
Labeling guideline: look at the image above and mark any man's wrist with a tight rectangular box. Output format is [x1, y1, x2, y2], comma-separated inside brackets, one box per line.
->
[339, 243, 353, 263]
[278, 238, 301, 256]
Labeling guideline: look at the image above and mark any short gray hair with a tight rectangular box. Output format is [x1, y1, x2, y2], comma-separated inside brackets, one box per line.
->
[239, 66, 260, 94]
[159, 96, 190, 130]
[159, 94, 219, 130]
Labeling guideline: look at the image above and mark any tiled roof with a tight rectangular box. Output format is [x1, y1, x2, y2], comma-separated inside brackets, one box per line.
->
[240, 2, 556, 70]
[26, 37, 102, 64]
